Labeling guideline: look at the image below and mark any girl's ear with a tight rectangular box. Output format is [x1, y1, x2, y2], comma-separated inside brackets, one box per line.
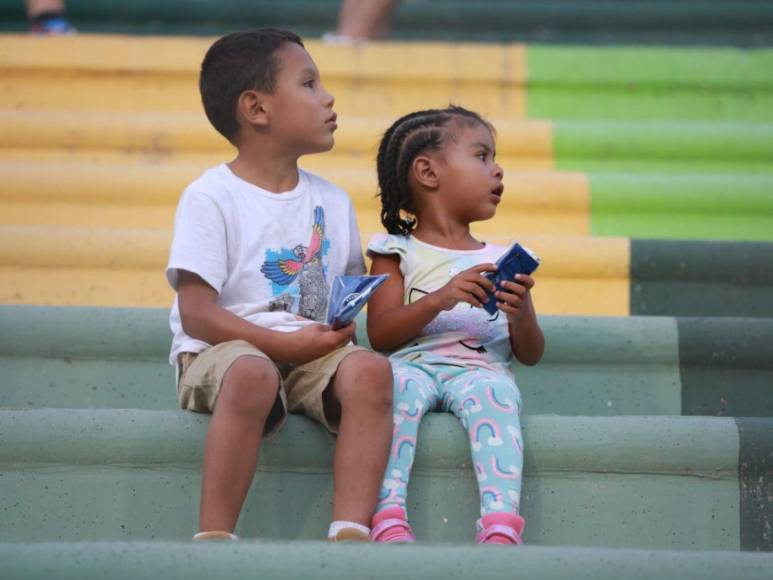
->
[237, 90, 269, 129]
[412, 155, 440, 190]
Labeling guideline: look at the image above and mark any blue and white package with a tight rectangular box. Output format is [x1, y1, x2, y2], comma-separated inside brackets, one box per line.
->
[482, 243, 541, 315]
[325, 274, 389, 329]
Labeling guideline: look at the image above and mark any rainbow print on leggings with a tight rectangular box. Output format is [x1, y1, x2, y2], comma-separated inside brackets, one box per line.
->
[487, 385, 516, 413]
[491, 455, 520, 480]
[393, 435, 416, 461]
[481, 485, 506, 511]
[396, 401, 422, 422]
[471, 419, 504, 452]
[461, 395, 483, 414]
[506, 424, 523, 453]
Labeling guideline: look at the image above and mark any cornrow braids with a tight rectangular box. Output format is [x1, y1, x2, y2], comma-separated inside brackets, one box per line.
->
[379, 112, 447, 235]
[376, 106, 492, 236]
[376, 109, 438, 190]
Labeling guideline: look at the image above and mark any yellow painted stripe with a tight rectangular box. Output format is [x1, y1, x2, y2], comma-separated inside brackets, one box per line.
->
[519, 234, 630, 316]
[0, 34, 211, 72]
[0, 146, 552, 172]
[0, 35, 526, 118]
[312, 42, 526, 84]
[1, 268, 173, 307]
[0, 225, 626, 314]
[0, 160, 587, 234]
[0, 112, 551, 164]
[0, 73, 523, 117]
[0, 35, 525, 82]
[0, 160, 578, 207]
[0, 226, 168, 269]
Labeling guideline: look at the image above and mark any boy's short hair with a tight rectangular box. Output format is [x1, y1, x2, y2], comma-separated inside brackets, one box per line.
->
[200, 28, 304, 144]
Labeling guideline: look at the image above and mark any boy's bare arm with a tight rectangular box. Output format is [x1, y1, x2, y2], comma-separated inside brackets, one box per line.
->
[366, 255, 497, 352]
[177, 270, 355, 365]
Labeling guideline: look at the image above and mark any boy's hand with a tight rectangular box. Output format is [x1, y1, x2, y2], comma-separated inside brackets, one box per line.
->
[496, 274, 535, 323]
[273, 322, 356, 365]
[429, 264, 497, 311]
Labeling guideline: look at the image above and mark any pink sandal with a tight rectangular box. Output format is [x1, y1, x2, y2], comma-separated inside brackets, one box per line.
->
[475, 513, 525, 545]
[370, 507, 415, 543]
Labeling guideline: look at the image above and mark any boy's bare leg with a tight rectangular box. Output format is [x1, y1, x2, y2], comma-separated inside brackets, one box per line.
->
[199, 357, 280, 532]
[324, 352, 393, 525]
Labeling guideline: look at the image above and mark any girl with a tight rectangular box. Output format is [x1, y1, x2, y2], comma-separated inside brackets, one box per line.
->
[366, 106, 544, 544]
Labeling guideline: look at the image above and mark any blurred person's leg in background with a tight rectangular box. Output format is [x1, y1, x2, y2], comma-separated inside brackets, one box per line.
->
[26, 0, 74, 34]
[325, 0, 399, 42]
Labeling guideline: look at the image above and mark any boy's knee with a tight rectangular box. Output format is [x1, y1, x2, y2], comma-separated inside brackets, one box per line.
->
[337, 352, 393, 409]
[219, 356, 279, 415]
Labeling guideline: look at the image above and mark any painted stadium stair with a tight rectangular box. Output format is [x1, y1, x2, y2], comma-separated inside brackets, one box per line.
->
[1, 31, 772, 576]
[3, 306, 773, 418]
[0, 306, 771, 569]
[1, 36, 772, 314]
[2, 544, 773, 580]
[0, 409, 762, 547]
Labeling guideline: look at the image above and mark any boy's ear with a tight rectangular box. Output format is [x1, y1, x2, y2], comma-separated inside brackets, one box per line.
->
[411, 155, 440, 190]
[236, 90, 270, 129]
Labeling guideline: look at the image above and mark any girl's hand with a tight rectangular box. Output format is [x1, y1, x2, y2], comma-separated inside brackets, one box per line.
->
[496, 274, 535, 323]
[429, 263, 497, 311]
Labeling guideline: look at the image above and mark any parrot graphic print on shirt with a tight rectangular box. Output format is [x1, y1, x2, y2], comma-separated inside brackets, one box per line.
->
[261, 206, 330, 320]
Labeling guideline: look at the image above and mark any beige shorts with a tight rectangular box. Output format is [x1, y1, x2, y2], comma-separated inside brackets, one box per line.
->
[177, 339, 368, 436]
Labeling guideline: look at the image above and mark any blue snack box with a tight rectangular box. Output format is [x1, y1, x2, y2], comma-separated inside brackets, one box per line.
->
[326, 274, 389, 329]
[482, 243, 541, 315]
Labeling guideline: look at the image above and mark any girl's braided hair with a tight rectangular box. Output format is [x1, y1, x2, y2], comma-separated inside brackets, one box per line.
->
[376, 106, 492, 236]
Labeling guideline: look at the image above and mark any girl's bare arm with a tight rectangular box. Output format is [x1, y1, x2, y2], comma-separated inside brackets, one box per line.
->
[366, 254, 497, 352]
[497, 275, 545, 366]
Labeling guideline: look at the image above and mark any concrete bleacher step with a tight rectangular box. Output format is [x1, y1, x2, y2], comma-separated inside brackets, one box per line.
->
[5, 111, 773, 175]
[3, 36, 772, 120]
[1, 408, 770, 552]
[2, 156, 772, 240]
[0, 158, 590, 234]
[2, 306, 772, 417]
[2, 225, 772, 317]
[2, 0, 773, 45]
[1, 34, 771, 314]
[1, 36, 771, 243]
[2, 543, 772, 580]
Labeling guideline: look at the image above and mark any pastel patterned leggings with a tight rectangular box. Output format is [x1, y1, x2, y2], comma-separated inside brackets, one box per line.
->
[377, 358, 524, 517]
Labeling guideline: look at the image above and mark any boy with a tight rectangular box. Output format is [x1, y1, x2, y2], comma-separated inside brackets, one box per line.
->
[167, 29, 393, 542]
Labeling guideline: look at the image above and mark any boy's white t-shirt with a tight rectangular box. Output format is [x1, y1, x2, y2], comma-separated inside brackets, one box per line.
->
[167, 164, 366, 366]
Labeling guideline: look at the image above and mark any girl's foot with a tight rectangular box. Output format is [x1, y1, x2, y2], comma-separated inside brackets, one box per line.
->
[475, 513, 525, 545]
[370, 507, 415, 543]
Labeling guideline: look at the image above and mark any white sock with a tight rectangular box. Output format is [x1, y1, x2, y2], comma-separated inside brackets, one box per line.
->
[193, 531, 239, 541]
[327, 520, 370, 538]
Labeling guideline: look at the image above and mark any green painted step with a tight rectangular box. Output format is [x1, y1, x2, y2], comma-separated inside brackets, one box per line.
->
[679, 319, 773, 418]
[527, 46, 773, 121]
[2, 543, 773, 580]
[591, 175, 773, 240]
[554, 121, 773, 174]
[2, 306, 772, 416]
[2, 0, 773, 45]
[2, 409, 769, 550]
[630, 240, 773, 317]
